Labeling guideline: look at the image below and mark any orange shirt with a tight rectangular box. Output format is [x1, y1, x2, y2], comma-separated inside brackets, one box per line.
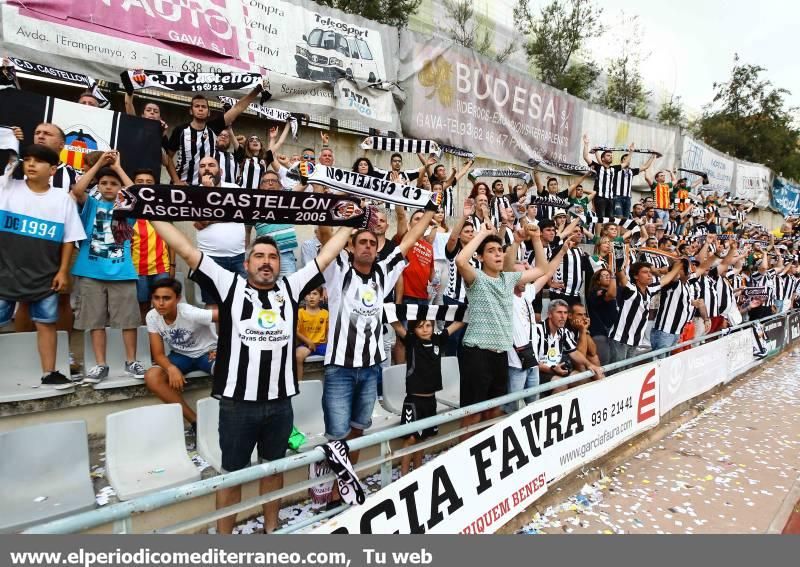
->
[652, 181, 673, 210]
[401, 239, 434, 300]
[131, 219, 170, 276]
[675, 188, 690, 212]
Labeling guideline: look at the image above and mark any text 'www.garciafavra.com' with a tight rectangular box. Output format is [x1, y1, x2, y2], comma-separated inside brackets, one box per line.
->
[8, 549, 353, 567]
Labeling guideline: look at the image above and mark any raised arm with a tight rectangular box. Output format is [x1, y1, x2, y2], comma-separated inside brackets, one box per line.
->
[620, 143, 634, 168]
[568, 171, 590, 198]
[315, 226, 353, 271]
[519, 240, 570, 286]
[456, 223, 493, 286]
[533, 169, 545, 195]
[454, 159, 474, 183]
[124, 93, 136, 116]
[447, 200, 473, 253]
[658, 258, 684, 287]
[582, 133, 592, 166]
[150, 221, 202, 271]
[71, 151, 117, 205]
[397, 209, 436, 256]
[641, 153, 656, 171]
[222, 83, 263, 126]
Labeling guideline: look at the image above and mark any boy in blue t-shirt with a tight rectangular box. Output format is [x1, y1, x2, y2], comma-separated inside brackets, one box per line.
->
[71, 151, 144, 383]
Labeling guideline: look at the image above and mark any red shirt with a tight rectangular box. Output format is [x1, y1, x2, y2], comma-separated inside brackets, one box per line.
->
[400, 239, 433, 299]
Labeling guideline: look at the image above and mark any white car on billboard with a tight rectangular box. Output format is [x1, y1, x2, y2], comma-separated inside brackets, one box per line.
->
[295, 28, 380, 84]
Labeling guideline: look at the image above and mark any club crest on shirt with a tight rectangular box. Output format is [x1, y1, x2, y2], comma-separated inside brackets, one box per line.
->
[257, 309, 278, 329]
[274, 293, 285, 305]
[433, 345, 439, 356]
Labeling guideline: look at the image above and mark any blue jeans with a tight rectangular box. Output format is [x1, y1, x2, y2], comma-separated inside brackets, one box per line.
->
[0, 293, 58, 325]
[504, 366, 540, 414]
[218, 397, 293, 472]
[322, 364, 380, 439]
[200, 253, 246, 304]
[649, 328, 678, 353]
[654, 209, 669, 224]
[136, 272, 169, 303]
[442, 296, 467, 356]
[614, 196, 631, 218]
[279, 250, 297, 277]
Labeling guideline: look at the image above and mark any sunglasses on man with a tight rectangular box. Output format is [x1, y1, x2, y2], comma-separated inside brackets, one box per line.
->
[303, 154, 316, 160]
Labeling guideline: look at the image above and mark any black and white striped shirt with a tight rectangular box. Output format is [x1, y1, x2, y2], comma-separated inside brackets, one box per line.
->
[491, 195, 513, 227]
[189, 253, 323, 401]
[715, 268, 736, 315]
[238, 156, 268, 190]
[324, 248, 408, 367]
[692, 273, 720, 318]
[654, 276, 697, 335]
[611, 166, 640, 198]
[444, 241, 480, 303]
[535, 319, 577, 367]
[215, 150, 237, 185]
[551, 246, 590, 298]
[610, 280, 662, 346]
[167, 116, 226, 184]
[590, 162, 615, 199]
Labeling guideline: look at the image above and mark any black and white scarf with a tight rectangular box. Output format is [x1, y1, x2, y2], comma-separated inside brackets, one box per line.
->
[112, 184, 378, 228]
[318, 441, 365, 506]
[678, 168, 710, 185]
[2, 57, 108, 106]
[527, 156, 592, 175]
[218, 95, 299, 140]
[743, 287, 769, 301]
[439, 144, 475, 160]
[469, 168, 532, 185]
[591, 146, 663, 157]
[295, 163, 442, 210]
[383, 304, 469, 324]
[529, 196, 572, 209]
[361, 136, 440, 155]
[120, 69, 262, 95]
[572, 212, 639, 232]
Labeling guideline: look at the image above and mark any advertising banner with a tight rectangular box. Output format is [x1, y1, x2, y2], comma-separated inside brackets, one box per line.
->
[770, 177, 800, 217]
[762, 317, 786, 355]
[788, 312, 800, 343]
[0, 88, 162, 176]
[725, 330, 755, 382]
[0, 0, 399, 127]
[397, 31, 581, 168]
[581, 106, 680, 182]
[680, 136, 735, 196]
[658, 342, 727, 416]
[734, 161, 771, 208]
[313, 364, 658, 534]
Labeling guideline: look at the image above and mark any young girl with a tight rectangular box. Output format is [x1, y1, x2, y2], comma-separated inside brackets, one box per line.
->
[394, 318, 464, 476]
[237, 134, 268, 189]
[296, 288, 329, 380]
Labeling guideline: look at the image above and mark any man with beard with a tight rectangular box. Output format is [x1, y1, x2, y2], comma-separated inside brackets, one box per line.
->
[149, 216, 355, 534]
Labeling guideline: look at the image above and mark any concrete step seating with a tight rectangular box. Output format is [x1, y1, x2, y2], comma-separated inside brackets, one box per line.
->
[380, 364, 450, 416]
[0, 331, 74, 403]
[83, 326, 151, 390]
[105, 404, 200, 501]
[0, 420, 95, 532]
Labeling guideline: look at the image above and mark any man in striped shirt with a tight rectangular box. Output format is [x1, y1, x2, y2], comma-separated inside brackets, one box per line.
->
[582, 134, 615, 218]
[150, 218, 353, 534]
[651, 259, 702, 351]
[322, 204, 437, 454]
[166, 86, 262, 185]
[609, 259, 683, 363]
[612, 146, 655, 218]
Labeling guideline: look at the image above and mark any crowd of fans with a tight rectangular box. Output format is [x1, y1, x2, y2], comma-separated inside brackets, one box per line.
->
[2, 83, 799, 534]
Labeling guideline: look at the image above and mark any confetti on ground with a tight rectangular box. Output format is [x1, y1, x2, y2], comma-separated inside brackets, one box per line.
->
[518, 347, 800, 535]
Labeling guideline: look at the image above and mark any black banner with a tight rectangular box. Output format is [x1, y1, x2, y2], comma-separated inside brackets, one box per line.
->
[113, 185, 376, 228]
[4, 57, 109, 107]
[0, 88, 161, 177]
[120, 70, 261, 94]
[788, 311, 800, 343]
[763, 316, 786, 354]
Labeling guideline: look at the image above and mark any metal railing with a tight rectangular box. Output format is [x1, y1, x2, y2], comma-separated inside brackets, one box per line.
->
[23, 311, 796, 534]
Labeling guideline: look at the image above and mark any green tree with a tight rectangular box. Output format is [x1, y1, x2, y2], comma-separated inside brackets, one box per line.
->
[599, 53, 650, 119]
[316, 0, 422, 28]
[697, 55, 800, 179]
[442, 0, 515, 63]
[657, 96, 686, 128]
[515, 0, 604, 99]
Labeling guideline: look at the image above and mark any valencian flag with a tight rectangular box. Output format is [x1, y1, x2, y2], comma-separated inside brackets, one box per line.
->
[0, 88, 162, 177]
